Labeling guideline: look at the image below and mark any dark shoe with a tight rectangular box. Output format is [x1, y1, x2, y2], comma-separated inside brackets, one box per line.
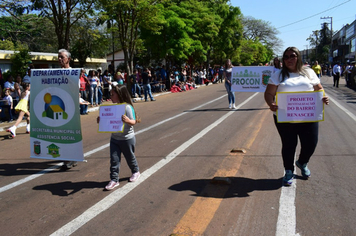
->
[283, 170, 294, 186]
[61, 161, 78, 171]
[151, 99, 156, 101]
[296, 161, 311, 178]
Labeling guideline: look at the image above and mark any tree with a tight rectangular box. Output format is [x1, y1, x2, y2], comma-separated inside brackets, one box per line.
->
[140, 1, 201, 67]
[10, 48, 32, 77]
[0, 0, 31, 17]
[306, 26, 331, 64]
[237, 39, 272, 66]
[31, 0, 95, 50]
[209, 4, 243, 66]
[241, 16, 282, 55]
[98, 0, 163, 74]
[0, 14, 57, 52]
[70, 18, 109, 67]
[140, 0, 243, 68]
[0, 39, 15, 50]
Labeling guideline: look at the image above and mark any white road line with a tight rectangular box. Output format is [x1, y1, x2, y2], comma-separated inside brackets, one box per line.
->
[328, 93, 356, 122]
[276, 170, 300, 236]
[0, 163, 64, 193]
[50, 93, 259, 236]
[0, 94, 227, 194]
[275, 90, 356, 236]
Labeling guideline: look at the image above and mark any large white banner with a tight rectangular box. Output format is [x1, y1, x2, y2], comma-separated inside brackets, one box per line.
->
[276, 90, 325, 123]
[30, 69, 84, 161]
[231, 66, 273, 92]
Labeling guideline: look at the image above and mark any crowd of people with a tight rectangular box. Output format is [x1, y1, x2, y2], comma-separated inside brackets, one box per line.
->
[0, 66, 33, 125]
[76, 63, 234, 104]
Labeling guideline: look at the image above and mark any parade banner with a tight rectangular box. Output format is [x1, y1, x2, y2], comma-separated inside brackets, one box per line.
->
[231, 66, 273, 92]
[30, 68, 84, 161]
[276, 90, 325, 123]
[98, 104, 126, 133]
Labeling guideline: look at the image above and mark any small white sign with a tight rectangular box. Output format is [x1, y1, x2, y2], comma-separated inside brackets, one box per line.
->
[98, 104, 126, 132]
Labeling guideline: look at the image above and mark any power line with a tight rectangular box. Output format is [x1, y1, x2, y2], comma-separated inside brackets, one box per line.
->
[277, 0, 351, 29]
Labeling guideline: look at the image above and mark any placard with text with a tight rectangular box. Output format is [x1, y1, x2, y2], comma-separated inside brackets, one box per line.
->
[98, 104, 126, 133]
[231, 66, 273, 92]
[276, 90, 325, 123]
[30, 68, 84, 161]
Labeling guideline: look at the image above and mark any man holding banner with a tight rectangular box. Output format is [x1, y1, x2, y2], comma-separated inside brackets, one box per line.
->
[264, 47, 329, 186]
[30, 49, 83, 170]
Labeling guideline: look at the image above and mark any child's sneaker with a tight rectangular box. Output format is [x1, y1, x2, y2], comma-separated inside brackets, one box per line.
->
[296, 161, 311, 178]
[283, 170, 294, 186]
[26, 124, 30, 134]
[105, 180, 120, 190]
[232, 103, 236, 109]
[7, 126, 16, 137]
[129, 172, 141, 182]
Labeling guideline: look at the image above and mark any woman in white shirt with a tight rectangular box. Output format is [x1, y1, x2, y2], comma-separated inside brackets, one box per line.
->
[264, 47, 329, 186]
[88, 70, 99, 106]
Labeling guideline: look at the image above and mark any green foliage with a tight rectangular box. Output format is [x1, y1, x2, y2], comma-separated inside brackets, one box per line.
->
[140, 0, 243, 67]
[237, 39, 272, 66]
[0, 14, 57, 52]
[10, 48, 31, 77]
[31, 0, 95, 49]
[70, 18, 109, 67]
[98, 0, 163, 73]
[0, 39, 15, 50]
[307, 22, 331, 64]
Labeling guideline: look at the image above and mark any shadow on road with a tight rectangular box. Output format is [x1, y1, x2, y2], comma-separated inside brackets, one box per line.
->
[169, 177, 282, 198]
[33, 180, 111, 196]
[0, 161, 62, 176]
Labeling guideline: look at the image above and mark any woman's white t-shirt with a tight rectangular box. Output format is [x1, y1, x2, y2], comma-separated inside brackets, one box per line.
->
[268, 67, 320, 92]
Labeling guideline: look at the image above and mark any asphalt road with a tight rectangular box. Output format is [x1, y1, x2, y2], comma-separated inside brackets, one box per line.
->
[0, 76, 355, 236]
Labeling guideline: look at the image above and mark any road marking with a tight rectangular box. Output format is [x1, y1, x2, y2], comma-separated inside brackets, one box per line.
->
[328, 93, 356, 122]
[276, 169, 299, 236]
[0, 95, 228, 194]
[50, 93, 259, 235]
[172, 109, 268, 235]
[0, 163, 64, 193]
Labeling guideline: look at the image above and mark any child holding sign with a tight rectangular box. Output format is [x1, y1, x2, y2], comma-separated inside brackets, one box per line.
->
[97, 85, 141, 190]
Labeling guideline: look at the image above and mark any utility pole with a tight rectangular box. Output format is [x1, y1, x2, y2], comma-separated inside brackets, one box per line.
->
[321, 16, 333, 63]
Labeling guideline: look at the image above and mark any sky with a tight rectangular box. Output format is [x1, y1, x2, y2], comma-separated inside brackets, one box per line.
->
[231, 0, 356, 56]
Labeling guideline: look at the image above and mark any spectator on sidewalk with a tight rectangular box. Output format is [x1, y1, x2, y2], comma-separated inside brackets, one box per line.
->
[333, 62, 341, 88]
[142, 68, 156, 102]
[2, 89, 13, 121]
[23, 66, 33, 84]
[79, 93, 90, 115]
[312, 61, 322, 78]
